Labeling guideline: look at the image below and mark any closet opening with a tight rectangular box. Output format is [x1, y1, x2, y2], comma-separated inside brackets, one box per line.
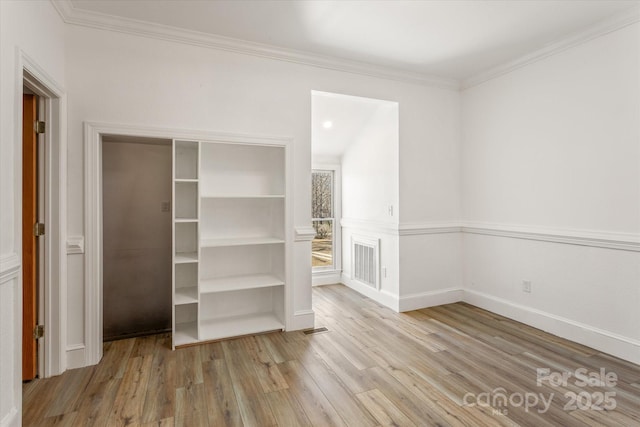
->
[101, 135, 173, 341]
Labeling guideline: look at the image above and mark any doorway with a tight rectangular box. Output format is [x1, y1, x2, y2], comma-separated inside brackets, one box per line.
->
[310, 90, 399, 291]
[20, 62, 66, 379]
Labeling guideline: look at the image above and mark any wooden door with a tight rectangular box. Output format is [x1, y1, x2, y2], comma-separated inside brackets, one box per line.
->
[22, 94, 38, 381]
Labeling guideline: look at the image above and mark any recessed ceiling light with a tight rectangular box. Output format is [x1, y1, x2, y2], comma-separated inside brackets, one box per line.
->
[322, 121, 333, 129]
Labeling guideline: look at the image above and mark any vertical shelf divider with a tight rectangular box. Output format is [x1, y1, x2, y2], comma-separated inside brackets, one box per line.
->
[172, 139, 200, 349]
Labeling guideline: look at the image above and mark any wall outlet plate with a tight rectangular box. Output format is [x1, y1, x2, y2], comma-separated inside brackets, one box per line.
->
[522, 280, 532, 293]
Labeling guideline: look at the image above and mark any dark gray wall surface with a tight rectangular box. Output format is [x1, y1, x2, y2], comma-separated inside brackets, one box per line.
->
[102, 140, 172, 340]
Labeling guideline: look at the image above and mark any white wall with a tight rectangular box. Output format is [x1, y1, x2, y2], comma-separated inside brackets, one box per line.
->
[399, 233, 463, 310]
[0, 1, 66, 425]
[341, 103, 401, 305]
[342, 104, 399, 223]
[396, 74, 463, 311]
[64, 24, 461, 365]
[461, 23, 640, 363]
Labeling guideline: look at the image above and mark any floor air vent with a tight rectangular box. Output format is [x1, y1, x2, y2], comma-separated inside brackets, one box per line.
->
[303, 327, 328, 335]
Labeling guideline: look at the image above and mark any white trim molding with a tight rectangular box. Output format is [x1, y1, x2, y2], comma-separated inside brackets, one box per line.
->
[0, 253, 20, 284]
[20, 49, 68, 378]
[346, 220, 639, 251]
[51, 1, 640, 92]
[65, 344, 86, 370]
[341, 272, 399, 311]
[463, 222, 640, 252]
[312, 270, 342, 286]
[66, 236, 84, 254]
[0, 408, 18, 427]
[464, 289, 640, 365]
[294, 226, 316, 242]
[399, 222, 463, 236]
[341, 218, 400, 235]
[463, 5, 640, 89]
[291, 309, 315, 331]
[50, 0, 458, 90]
[344, 281, 640, 364]
[399, 288, 464, 312]
[52, 0, 640, 90]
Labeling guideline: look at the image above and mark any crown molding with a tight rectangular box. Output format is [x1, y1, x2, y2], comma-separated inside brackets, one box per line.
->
[50, 0, 459, 90]
[50, 1, 640, 93]
[463, 5, 640, 89]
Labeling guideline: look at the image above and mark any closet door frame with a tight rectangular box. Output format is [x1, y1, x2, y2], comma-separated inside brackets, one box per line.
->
[84, 122, 293, 364]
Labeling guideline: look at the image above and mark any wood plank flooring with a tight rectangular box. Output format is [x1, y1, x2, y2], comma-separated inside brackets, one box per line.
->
[23, 284, 640, 426]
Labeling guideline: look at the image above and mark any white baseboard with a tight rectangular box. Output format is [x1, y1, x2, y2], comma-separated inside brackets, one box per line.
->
[464, 289, 640, 365]
[337, 279, 640, 364]
[291, 309, 315, 331]
[0, 407, 18, 427]
[341, 273, 399, 311]
[312, 271, 342, 286]
[399, 288, 464, 312]
[66, 344, 86, 369]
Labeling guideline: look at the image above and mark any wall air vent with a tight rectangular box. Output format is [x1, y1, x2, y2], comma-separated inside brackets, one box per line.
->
[351, 235, 380, 289]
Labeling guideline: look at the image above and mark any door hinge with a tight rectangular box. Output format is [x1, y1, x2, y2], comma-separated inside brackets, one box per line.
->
[35, 121, 46, 134]
[34, 222, 45, 237]
[33, 325, 44, 340]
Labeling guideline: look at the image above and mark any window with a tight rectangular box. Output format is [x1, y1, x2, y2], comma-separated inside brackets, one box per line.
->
[312, 170, 334, 269]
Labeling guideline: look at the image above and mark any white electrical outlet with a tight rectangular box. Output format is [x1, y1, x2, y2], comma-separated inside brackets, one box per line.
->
[522, 280, 532, 293]
[382, 267, 387, 278]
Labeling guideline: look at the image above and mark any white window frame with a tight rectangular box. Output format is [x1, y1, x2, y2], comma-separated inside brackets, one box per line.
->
[311, 164, 342, 284]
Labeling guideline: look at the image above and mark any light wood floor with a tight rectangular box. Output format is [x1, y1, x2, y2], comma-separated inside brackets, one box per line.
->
[23, 284, 640, 426]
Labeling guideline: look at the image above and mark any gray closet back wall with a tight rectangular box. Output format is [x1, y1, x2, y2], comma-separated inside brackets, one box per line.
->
[102, 138, 172, 340]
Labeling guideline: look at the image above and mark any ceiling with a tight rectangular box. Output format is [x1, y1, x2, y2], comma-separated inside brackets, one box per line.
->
[65, 1, 638, 160]
[312, 92, 396, 160]
[68, 0, 638, 80]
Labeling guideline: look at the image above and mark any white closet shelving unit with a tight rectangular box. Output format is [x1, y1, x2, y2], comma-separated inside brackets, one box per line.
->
[172, 139, 287, 349]
[172, 140, 200, 347]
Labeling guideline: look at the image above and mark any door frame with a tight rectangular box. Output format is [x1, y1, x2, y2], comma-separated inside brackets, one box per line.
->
[19, 51, 67, 377]
[84, 122, 294, 365]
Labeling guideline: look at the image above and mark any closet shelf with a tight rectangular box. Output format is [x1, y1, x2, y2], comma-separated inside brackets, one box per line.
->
[199, 312, 284, 342]
[175, 252, 198, 263]
[174, 321, 198, 347]
[201, 194, 284, 199]
[175, 218, 198, 223]
[201, 237, 284, 248]
[200, 274, 284, 294]
[175, 286, 198, 305]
